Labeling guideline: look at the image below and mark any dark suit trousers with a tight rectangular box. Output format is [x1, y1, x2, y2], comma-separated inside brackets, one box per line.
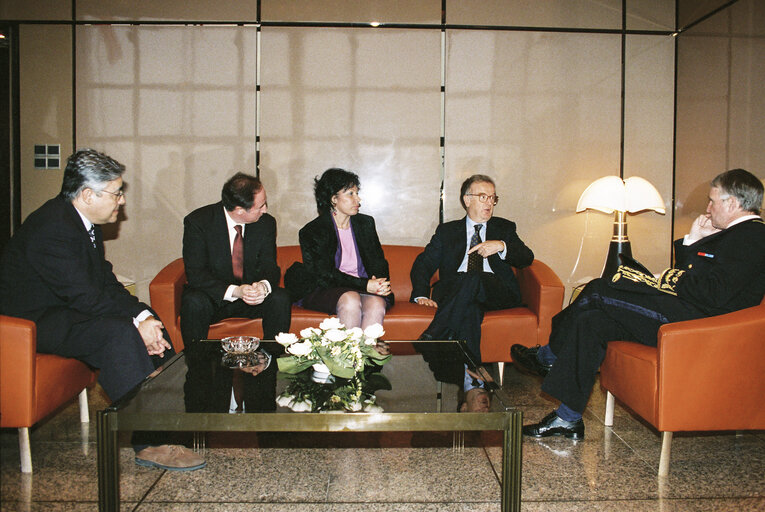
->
[36, 308, 171, 402]
[541, 278, 706, 413]
[180, 287, 292, 346]
[423, 271, 521, 362]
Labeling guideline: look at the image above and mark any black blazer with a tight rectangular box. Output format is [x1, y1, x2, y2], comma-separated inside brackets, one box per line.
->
[409, 216, 534, 303]
[672, 218, 765, 316]
[296, 213, 393, 302]
[0, 196, 147, 349]
[182, 202, 280, 307]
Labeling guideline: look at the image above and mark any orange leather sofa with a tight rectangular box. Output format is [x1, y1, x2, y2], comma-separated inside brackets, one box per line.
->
[150, 245, 565, 376]
[599, 297, 765, 475]
[0, 315, 96, 473]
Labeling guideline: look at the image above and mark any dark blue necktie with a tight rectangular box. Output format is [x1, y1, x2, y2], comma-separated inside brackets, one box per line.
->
[467, 224, 483, 272]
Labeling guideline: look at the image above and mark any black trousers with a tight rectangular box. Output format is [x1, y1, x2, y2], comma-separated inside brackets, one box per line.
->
[422, 271, 521, 362]
[36, 308, 172, 402]
[541, 278, 706, 413]
[180, 286, 292, 346]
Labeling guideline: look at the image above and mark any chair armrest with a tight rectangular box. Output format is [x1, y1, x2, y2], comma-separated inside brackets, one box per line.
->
[656, 303, 765, 430]
[517, 260, 565, 342]
[0, 315, 36, 426]
[149, 258, 186, 350]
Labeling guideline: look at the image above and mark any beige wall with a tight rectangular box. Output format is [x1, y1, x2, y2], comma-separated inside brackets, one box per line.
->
[21, 1, 763, 306]
[14, 2, 680, 303]
[675, 0, 765, 237]
[19, 25, 73, 219]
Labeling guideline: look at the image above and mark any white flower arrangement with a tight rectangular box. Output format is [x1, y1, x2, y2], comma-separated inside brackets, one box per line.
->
[276, 318, 390, 379]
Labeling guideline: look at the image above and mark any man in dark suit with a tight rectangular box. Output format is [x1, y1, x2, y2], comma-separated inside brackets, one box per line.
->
[410, 174, 534, 363]
[0, 148, 204, 471]
[513, 168, 765, 440]
[180, 173, 291, 349]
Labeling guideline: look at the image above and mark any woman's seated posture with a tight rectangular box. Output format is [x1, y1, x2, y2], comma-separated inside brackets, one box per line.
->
[291, 168, 393, 329]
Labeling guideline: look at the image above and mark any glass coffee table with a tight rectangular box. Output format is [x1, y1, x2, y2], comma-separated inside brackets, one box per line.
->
[97, 340, 522, 511]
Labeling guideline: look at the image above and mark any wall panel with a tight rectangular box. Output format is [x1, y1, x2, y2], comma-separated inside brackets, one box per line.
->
[259, 27, 442, 248]
[445, 30, 623, 288]
[76, 25, 258, 298]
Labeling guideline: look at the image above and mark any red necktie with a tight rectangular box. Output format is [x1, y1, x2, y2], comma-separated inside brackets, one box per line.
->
[232, 225, 244, 282]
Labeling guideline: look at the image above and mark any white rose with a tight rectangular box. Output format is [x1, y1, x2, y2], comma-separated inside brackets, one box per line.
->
[347, 327, 363, 341]
[324, 329, 348, 343]
[276, 394, 294, 407]
[291, 399, 312, 412]
[275, 332, 299, 346]
[348, 401, 363, 412]
[286, 340, 313, 356]
[363, 323, 385, 340]
[300, 327, 320, 338]
[320, 317, 345, 330]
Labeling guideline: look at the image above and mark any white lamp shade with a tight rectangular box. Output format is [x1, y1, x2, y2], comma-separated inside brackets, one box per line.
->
[576, 175, 665, 214]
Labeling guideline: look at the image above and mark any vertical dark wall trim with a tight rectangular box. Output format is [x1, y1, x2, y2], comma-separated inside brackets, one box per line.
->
[255, 0, 261, 179]
[72, 0, 77, 150]
[619, 0, 626, 179]
[670, 3, 679, 266]
[439, 0, 446, 225]
[11, 24, 21, 233]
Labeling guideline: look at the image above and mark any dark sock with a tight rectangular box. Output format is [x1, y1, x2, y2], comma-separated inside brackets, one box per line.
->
[555, 403, 582, 422]
[537, 344, 556, 366]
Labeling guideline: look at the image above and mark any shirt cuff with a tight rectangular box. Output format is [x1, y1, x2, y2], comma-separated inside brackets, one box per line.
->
[498, 241, 507, 259]
[682, 234, 698, 246]
[259, 280, 272, 296]
[224, 284, 238, 302]
[133, 309, 153, 328]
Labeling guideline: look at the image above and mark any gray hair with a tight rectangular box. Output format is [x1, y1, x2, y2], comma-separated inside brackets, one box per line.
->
[59, 148, 125, 201]
[711, 169, 763, 215]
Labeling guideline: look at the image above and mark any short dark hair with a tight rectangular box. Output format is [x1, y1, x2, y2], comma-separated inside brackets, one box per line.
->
[221, 172, 262, 211]
[711, 169, 763, 215]
[313, 168, 361, 215]
[459, 174, 495, 210]
[59, 148, 125, 201]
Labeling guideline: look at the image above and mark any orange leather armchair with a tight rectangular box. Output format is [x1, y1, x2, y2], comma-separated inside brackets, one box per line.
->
[599, 298, 765, 475]
[0, 315, 96, 472]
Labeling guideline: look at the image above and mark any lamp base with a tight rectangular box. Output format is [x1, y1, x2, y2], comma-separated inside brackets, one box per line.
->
[602, 240, 632, 278]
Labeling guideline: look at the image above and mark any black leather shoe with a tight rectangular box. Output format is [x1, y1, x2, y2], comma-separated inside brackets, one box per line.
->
[522, 411, 585, 440]
[511, 344, 552, 378]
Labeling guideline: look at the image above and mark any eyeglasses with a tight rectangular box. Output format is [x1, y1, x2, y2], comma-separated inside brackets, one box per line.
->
[99, 188, 124, 199]
[465, 193, 499, 205]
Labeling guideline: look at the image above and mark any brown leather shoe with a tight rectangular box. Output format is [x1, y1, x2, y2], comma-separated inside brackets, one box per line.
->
[135, 445, 206, 471]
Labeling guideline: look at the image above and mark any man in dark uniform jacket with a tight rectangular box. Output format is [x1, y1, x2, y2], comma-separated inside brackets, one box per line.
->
[0, 148, 204, 471]
[513, 168, 765, 440]
[180, 172, 291, 348]
[410, 174, 534, 362]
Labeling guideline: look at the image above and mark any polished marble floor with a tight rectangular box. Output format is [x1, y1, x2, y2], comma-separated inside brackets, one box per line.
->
[1, 368, 763, 511]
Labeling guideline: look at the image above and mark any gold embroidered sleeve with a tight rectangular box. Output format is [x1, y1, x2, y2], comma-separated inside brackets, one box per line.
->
[611, 265, 659, 287]
[657, 268, 685, 295]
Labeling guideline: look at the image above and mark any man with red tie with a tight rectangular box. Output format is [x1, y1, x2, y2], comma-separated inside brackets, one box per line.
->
[180, 173, 291, 349]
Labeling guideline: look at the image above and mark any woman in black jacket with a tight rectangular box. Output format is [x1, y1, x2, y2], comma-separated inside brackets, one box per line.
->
[291, 168, 393, 330]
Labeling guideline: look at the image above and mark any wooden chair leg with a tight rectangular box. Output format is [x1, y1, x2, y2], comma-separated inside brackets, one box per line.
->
[605, 391, 615, 426]
[19, 427, 32, 473]
[79, 388, 89, 423]
[658, 431, 673, 476]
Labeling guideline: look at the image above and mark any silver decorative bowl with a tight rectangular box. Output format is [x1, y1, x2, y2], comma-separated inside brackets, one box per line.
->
[221, 335, 260, 354]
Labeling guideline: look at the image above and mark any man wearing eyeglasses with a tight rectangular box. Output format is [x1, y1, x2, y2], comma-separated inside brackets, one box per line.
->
[410, 174, 534, 363]
[1, 148, 205, 471]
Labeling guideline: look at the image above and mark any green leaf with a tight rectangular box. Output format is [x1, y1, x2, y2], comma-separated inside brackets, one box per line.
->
[277, 356, 315, 374]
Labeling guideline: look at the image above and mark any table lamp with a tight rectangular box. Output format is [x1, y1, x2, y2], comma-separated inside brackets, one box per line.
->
[576, 176, 665, 277]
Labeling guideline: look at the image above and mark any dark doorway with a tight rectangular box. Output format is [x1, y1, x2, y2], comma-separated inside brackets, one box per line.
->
[0, 23, 18, 251]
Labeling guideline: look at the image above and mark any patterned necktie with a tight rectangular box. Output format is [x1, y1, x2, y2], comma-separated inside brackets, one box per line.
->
[88, 225, 97, 249]
[467, 224, 483, 272]
[232, 225, 244, 282]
